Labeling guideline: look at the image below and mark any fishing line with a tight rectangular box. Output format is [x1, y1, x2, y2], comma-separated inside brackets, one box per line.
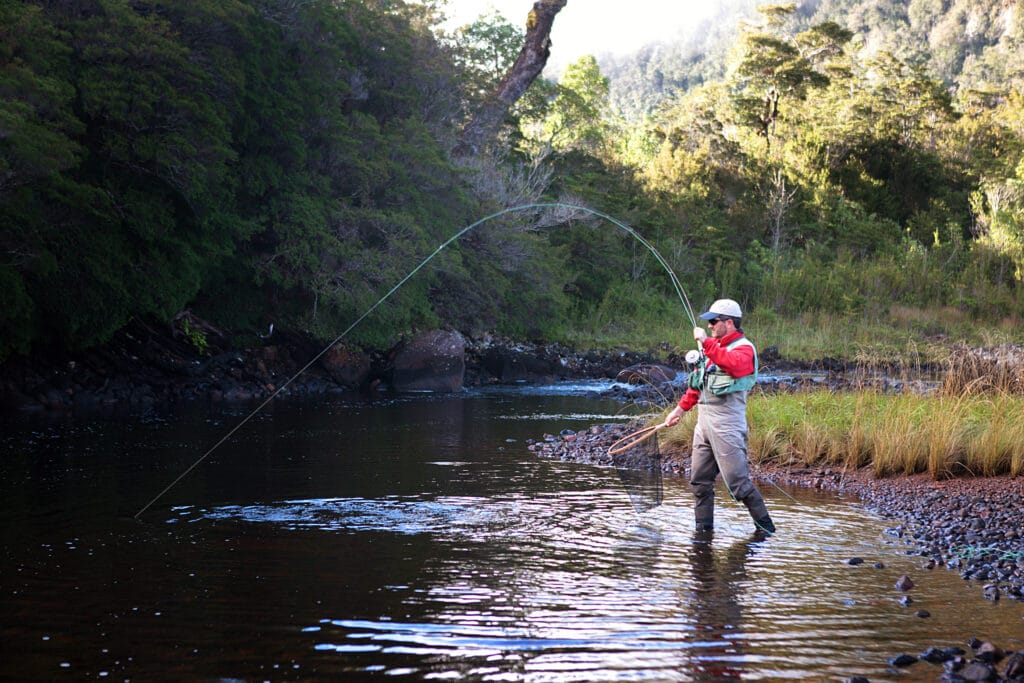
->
[134, 202, 697, 519]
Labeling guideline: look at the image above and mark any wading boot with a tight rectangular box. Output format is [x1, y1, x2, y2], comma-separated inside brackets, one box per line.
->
[754, 515, 776, 535]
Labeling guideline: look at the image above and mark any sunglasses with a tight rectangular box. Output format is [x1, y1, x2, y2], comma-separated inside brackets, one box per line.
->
[708, 318, 728, 325]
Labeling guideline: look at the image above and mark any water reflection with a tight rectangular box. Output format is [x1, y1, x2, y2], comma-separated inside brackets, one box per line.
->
[177, 496, 504, 534]
[2, 392, 1023, 682]
[686, 532, 759, 681]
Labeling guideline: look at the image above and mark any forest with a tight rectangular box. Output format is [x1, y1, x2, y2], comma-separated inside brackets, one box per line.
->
[2, 0, 1023, 363]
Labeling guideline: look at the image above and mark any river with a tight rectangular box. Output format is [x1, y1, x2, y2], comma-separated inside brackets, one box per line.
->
[1, 383, 1021, 681]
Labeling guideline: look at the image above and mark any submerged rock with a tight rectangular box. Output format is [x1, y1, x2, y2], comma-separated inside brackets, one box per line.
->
[888, 653, 917, 667]
[919, 646, 952, 663]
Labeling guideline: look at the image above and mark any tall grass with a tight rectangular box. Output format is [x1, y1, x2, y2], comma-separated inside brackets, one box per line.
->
[657, 389, 1024, 479]
[940, 344, 1024, 396]
[752, 391, 1024, 479]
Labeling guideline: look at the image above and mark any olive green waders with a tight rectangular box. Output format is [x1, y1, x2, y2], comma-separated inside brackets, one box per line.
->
[690, 390, 771, 531]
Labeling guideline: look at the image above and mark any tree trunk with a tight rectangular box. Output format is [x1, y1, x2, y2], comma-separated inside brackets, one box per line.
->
[456, 0, 568, 155]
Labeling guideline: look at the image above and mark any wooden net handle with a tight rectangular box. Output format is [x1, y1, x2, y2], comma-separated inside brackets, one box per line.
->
[608, 423, 664, 456]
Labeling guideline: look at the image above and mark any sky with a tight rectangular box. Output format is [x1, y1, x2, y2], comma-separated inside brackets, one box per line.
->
[442, 0, 718, 73]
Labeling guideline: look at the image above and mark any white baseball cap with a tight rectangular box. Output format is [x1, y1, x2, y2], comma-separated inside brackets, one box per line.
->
[699, 298, 742, 320]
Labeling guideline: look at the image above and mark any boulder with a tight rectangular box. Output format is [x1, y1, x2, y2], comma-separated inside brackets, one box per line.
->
[391, 330, 466, 392]
[320, 343, 371, 388]
[481, 347, 555, 382]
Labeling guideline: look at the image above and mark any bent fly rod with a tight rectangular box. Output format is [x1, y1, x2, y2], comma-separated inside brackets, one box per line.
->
[134, 202, 700, 519]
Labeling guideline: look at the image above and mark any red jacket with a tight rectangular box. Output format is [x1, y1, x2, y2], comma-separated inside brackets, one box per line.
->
[677, 330, 756, 411]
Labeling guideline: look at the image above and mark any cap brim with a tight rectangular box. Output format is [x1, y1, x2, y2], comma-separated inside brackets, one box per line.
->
[698, 311, 717, 320]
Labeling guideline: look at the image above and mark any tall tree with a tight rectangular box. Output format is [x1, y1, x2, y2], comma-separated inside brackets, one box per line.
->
[452, 9, 525, 99]
[457, 0, 568, 155]
[538, 55, 610, 153]
[727, 4, 852, 150]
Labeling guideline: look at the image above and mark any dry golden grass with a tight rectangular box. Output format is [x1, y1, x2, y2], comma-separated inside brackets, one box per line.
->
[767, 391, 1024, 479]
[655, 387, 1024, 480]
[940, 345, 1024, 396]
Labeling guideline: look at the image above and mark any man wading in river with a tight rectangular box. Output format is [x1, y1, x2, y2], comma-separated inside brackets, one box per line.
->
[663, 299, 776, 535]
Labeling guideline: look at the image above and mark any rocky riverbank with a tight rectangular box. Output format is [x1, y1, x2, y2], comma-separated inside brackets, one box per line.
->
[529, 422, 1024, 682]
[0, 319, 660, 414]
[4, 309, 971, 415]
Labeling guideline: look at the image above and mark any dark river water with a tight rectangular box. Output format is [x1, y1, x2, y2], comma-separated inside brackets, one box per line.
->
[1, 383, 1021, 682]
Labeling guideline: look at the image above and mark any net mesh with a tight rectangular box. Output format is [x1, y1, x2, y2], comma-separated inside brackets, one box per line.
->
[611, 421, 664, 513]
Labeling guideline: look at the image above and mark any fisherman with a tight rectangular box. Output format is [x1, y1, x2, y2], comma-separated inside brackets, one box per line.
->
[663, 298, 776, 535]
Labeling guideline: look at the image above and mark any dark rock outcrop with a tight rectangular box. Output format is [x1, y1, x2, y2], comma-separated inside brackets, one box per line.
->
[390, 330, 467, 392]
[319, 343, 372, 388]
[481, 346, 557, 383]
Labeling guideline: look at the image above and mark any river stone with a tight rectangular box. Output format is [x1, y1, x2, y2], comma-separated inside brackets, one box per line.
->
[1004, 650, 1024, 678]
[920, 646, 951, 663]
[895, 575, 914, 590]
[391, 330, 466, 392]
[945, 656, 966, 673]
[975, 641, 1005, 663]
[888, 653, 917, 667]
[960, 661, 997, 681]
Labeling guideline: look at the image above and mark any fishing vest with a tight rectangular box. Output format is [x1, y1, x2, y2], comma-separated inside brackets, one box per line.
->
[688, 337, 758, 396]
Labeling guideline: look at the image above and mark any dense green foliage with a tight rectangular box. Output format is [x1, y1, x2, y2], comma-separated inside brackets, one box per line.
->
[2, 0, 1023, 362]
[0, 0, 566, 357]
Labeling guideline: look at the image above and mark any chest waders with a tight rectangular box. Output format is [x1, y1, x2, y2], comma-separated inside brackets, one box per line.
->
[689, 338, 772, 533]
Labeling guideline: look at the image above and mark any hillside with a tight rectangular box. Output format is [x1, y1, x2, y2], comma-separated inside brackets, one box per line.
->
[599, 0, 1024, 121]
